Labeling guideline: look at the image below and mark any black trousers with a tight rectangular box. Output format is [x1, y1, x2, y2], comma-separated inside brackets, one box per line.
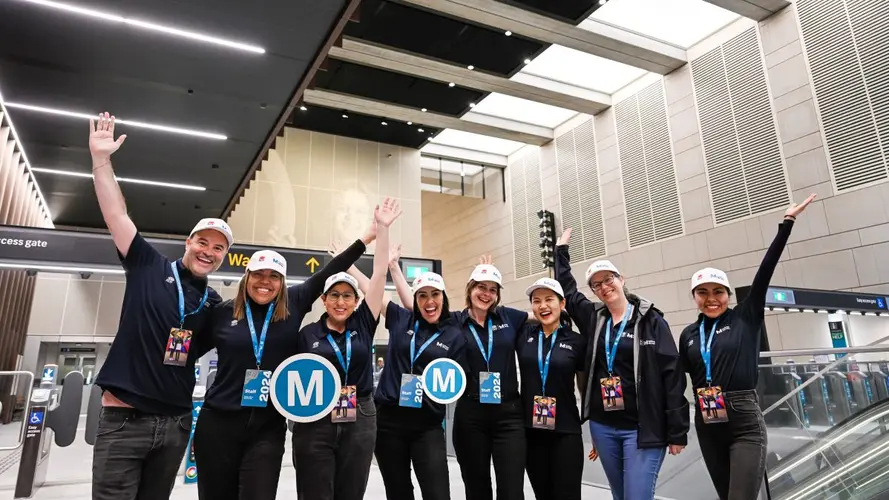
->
[92, 407, 192, 500]
[192, 406, 287, 500]
[374, 403, 450, 500]
[453, 398, 526, 500]
[525, 428, 583, 500]
[695, 389, 768, 500]
[291, 396, 377, 500]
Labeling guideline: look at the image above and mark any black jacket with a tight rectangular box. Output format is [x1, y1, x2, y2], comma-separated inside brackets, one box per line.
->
[555, 244, 690, 447]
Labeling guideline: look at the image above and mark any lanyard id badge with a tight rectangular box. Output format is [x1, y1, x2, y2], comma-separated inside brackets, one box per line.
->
[601, 306, 632, 411]
[532, 329, 558, 430]
[328, 332, 356, 423]
[469, 320, 500, 405]
[400, 323, 440, 408]
[163, 261, 209, 367]
[600, 376, 625, 411]
[698, 320, 728, 423]
[240, 301, 275, 407]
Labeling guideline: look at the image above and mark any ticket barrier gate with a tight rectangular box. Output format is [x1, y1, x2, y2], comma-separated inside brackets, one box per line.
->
[14, 366, 83, 499]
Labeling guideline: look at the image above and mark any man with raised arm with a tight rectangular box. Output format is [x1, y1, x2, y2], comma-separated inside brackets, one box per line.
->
[88, 112, 231, 500]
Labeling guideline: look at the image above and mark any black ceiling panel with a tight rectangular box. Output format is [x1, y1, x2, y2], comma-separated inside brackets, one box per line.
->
[290, 106, 440, 149]
[314, 60, 485, 116]
[496, 0, 603, 23]
[345, 0, 544, 76]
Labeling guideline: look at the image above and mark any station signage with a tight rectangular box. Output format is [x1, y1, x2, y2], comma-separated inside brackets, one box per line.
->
[0, 225, 440, 282]
[737, 285, 889, 313]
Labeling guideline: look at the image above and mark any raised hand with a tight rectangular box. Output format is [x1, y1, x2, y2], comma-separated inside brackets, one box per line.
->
[374, 197, 402, 228]
[785, 193, 816, 219]
[557, 228, 573, 247]
[388, 243, 402, 266]
[89, 112, 127, 161]
[328, 239, 344, 258]
[478, 254, 493, 265]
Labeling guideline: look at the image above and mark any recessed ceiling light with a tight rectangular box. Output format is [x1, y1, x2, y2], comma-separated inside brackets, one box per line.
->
[467, 65, 474, 70]
[469, 103, 476, 108]
[30, 167, 207, 191]
[4, 102, 227, 140]
[418, 128, 425, 133]
[381, 121, 388, 126]
[504, 30, 512, 36]
[299, 105, 307, 111]
[407, 121, 413, 125]
[524, 58, 532, 64]
[448, 82, 455, 87]
[421, 108, 427, 112]
[341, 114, 348, 119]
[15, 0, 265, 54]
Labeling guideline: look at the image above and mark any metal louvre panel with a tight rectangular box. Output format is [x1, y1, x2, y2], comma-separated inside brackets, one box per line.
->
[723, 28, 789, 215]
[555, 131, 582, 253]
[524, 149, 544, 275]
[638, 80, 683, 241]
[509, 156, 531, 279]
[616, 94, 656, 248]
[797, 0, 886, 190]
[573, 119, 606, 260]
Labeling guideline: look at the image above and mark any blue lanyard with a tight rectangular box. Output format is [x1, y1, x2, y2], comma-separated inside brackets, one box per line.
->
[410, 321, 441, 373]
[605, 305, 633, 375]
[170, 261, 209, 327]
[326, 332, 352, 386]
[699, 320, 719, 385]
[468, 319, 494, 372]
[245, 301, 275, 368]
[538, 329, 558, 396]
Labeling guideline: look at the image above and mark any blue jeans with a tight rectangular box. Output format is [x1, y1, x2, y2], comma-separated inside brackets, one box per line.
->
[588, 420, 666, 500]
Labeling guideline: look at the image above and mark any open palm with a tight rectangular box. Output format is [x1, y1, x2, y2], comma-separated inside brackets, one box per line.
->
[375, 197, 402, 228]
[89, 112, 126, 158]
[388, 244, 402, 265]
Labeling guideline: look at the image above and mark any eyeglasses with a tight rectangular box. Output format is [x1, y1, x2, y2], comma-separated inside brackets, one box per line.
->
[327, 292, 356, 302]
[591, 274, 618, 292]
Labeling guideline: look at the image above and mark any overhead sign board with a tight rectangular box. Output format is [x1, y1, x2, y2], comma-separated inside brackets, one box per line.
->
[738, 285, 889, 313]
[0, 225, 440, 282]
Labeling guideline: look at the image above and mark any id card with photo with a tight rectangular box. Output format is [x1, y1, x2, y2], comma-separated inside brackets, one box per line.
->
[600, 376, 625, 412]
[332, 385, 357, 423]
[479, 371, 501, 405]
[163, 328, 193, 367]
[697, 386, 729, 424]
[532, 395, 556, 430]
[241, 369, 271, 407]
[399, 374, 423, 408]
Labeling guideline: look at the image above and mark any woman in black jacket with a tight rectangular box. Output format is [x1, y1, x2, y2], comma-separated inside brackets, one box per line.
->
[555, 228, 689, 500]
[679, 193, 815, 500]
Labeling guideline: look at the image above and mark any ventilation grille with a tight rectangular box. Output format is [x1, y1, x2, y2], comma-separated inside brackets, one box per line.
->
[508, 149, 544, 279]
[690, 27, 789, 224]
[555, 118, 606, 260]
[615, 80, 684, 247]
[797, 0, 888, 190]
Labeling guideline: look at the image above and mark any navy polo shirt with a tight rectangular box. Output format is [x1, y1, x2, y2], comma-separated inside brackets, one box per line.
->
[455, 306, 528, 402]
[298, 301, 379, 398]
[203, 239, 368, 412]
[95, 233, 220, 415]
[516, 324, 587, 434]
[375, 302, 467, 422]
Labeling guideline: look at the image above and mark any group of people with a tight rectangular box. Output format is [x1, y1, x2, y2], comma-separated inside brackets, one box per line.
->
[85, 112, 816, 500]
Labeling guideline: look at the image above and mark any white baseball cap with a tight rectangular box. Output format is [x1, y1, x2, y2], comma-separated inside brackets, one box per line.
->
[585, 260, 621, 284]
[412, 272, 446, 294]
[246, 250, 287, 276]
[189, 218, 233, 247]
[691, 267, 732, 292]
[469, 264, 503, 287]
[324, 272, 359, 294]
[525, 278, 564, 298]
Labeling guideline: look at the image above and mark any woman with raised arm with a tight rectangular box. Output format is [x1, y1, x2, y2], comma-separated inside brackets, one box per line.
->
[290, 199, 401, 500]
[554, 229, 688, 500]
[346, 244, 467, 500]
[679, 194, 816, 500]
[192, 202, 383, 500]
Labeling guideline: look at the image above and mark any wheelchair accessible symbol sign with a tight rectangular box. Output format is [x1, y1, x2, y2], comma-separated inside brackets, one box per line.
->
[421, 358, 467, 404]
[270, 353, 342, 423]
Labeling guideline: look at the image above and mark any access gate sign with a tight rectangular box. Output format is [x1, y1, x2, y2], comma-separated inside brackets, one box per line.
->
[421, 358, 466, 405]
[270, 354, 341, 423]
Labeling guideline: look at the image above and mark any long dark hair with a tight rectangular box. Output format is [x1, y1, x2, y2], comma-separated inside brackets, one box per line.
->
[413, 291, 452, 327]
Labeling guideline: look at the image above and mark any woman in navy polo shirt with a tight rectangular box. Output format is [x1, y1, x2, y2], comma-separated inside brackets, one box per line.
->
[192, 213, 379, 500]
[516, 278, 587, 500]
[291, 199, 400, 500]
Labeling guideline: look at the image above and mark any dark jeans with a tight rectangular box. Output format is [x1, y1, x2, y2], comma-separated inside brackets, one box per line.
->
[453, 398, 526, 500]
[374, 403, 450, 500]
[525, 429, 584, 500]
[92, 407, 191, 500]
[695, 389, 768, 500]
[193, 406, 286, 500]
[291, 396, 377, 500]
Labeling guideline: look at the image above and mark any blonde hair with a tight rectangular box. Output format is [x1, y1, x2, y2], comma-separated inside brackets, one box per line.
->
[232, 272, 290, 322]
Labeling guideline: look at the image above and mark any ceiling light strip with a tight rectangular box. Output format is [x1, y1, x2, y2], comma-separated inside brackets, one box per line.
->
[15, 0, 265, 54]
[0, 93, 54, 224]
[4, 103, 227, 140]
[29, 167, 206, 191]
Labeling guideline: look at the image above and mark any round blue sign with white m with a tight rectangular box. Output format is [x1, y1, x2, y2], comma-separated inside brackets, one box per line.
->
[421, 358, 466, 405]
[270, 354, 342, 423]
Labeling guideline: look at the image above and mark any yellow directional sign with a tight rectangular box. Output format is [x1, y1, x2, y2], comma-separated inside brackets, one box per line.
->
[306, 257, 320, 273]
